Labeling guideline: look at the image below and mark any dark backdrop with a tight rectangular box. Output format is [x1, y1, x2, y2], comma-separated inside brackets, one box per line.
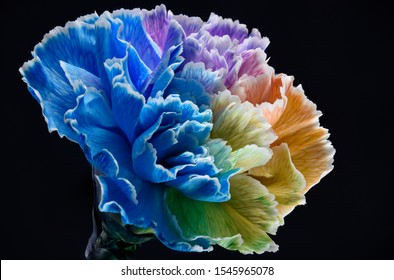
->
[2, 0, 393, 259]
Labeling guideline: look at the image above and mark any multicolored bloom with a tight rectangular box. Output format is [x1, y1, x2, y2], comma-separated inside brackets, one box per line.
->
[20, 4, 334, 257]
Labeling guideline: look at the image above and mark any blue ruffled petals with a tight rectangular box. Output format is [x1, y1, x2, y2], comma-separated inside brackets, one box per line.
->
[132, 95, 212, 182]
[21, 6, 253, 254]
[64, 85, 132, 178]
[98, 173, 212, 252]
[20, 20, 99, 141]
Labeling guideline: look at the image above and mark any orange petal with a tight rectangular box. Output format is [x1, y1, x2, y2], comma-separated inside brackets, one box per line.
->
[268, 77, 335, 192]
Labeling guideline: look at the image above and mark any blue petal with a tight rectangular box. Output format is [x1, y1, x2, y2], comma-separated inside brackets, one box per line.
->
[165, 147, 236, 202]
[165, 77, 211, 111]
[94, 13, 128, 93]
[149, 68, 175, 99]
[112, 9, 161, 70]
[20, 19, 99, 141]
[126, 46, 152, 92]
[150, 127, 179, 162]
[132, 115, 176, 183]
[98, 176, 138, 221]
[132, 94, 213, 183]
[104, 45, 151, 93]
[98, 173, 212, 252]
[147, 45, 184, 98]
[104, 56, 129, 88]
[92, 149, 119, 177]
[167, 174, 229, 202]
[34, 20, 99, 76]
[155, 120, 212, 161]
[177, 62, 225, 95]
[111, 82, 145, 144]
[77, 12, 99, 24]
[60, 61, 102, 90]
[21, 60, 79, 141]
[64, 85, 132, 178]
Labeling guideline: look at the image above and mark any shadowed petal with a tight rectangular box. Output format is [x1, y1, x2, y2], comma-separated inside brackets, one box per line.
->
[177, 62, 225, 95]
[111, 82, 145, 144]
[64, 85, 132, 178]
[98, 174, 212, 252]
[165, 77, 211, 110]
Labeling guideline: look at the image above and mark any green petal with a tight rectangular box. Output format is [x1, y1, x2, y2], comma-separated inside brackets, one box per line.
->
[249, 143, 306, 221]
[165, 173, 280, 254]
[211, 91, 277, 150]
[205, 139, 272, 175]
[205, 138, 234, 174]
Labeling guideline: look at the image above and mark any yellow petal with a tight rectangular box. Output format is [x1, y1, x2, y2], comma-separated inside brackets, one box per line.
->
[211, 90, 277, 150]
[249, 143, 306, 221]
[231, 144, 272, 174]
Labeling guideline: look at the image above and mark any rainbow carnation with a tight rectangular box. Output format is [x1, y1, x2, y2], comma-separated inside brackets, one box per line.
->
[20, 4, 335, 258]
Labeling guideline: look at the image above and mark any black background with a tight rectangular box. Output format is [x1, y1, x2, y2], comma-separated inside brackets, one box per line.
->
[2, 0, 393, 260]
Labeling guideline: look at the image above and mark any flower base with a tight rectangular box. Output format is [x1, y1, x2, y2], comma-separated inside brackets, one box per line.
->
[85, 171, 155, 260]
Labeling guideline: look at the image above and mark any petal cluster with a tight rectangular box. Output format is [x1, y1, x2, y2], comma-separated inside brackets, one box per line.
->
[20, 4, 335, 255]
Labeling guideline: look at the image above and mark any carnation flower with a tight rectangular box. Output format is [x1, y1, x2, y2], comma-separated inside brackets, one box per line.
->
[20, 4, 334, 258]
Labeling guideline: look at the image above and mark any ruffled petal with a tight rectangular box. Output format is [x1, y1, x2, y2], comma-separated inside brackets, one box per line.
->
[111, 82, 145, 144]
[211, 91, 277, 150]
[268, 77, 335, 191]
[249, 143, 306, 221]
[177, 62, 225, 95]
[141, 4, 171, 52]
[112, 9, 161, 69]
[204, 13, 249, 42]
[238, 48, 270, 79]
[20, 19, 99, 141]
[165, 173, 280, 254]
[174, 14, 203, 36]
[232, 72, 334, 192]
[165, 77, 211, 110]
[205, 139, 234, 173]
[230, 69, 280, 105]
[98, 174, 212, 252]
[94, 12, 128, 89]
[132, 95, 213, 182]
[64, 84, 132, 178]
[237, 33, 270, 53]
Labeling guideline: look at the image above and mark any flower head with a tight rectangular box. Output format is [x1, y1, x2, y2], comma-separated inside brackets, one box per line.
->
[20, 4, 334, 256]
